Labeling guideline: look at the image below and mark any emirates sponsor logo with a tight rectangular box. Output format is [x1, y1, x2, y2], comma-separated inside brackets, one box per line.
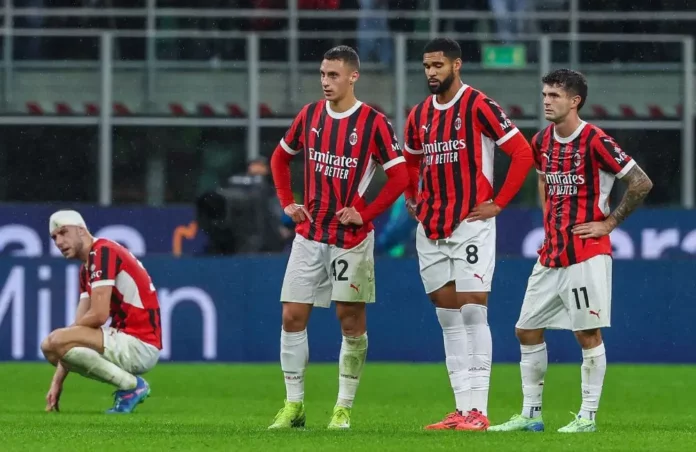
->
[309, 148, 358, 180]
[423, 139, 465, 165]
[545, 172, 585, 196]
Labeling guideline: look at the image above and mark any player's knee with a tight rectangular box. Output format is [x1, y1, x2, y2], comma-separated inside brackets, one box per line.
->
[336, 303, 366, 336]
[41, 330, 61, 354]
[515, 328, 544, 345]
[40, 336, 53, 357]
[459, 292, 488, 304]
[44, 328, 75, 355]
[41, 331, 64, 363]
[458, 294, 488, 313]
[574, 328, 602, 348]
[281, 303, 310, 332]
[428, 282, 459, 309]
[340, 318, 365, 336]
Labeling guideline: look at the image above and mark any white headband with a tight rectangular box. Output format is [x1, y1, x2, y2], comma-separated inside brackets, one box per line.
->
[49, 210, 87, 234]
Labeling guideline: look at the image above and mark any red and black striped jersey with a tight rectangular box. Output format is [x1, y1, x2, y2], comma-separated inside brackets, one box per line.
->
[79, 238, 162, 349]
[533, 121, 636, 267]
[404, 84, 528, 239]
[278, 100, 405, 249]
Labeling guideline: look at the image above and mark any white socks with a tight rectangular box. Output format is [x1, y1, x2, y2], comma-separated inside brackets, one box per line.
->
[280, 329, 368, 408]
[519, 342, 547, 418]
[518, 341, 606, 421]
[62, 347, 137, 390]
[337, 333, 368, 408]
[280, 329, 308, 403]
[579, 343, 606, 420]
[436, 305, 493, 415]
[461, 304, 492, 416]
[436, 308, 471, 413]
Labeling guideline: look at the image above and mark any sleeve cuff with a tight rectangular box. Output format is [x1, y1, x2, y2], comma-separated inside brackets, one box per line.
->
[495, 128, 519, 146]
[280, 139, 300, 155]
[404, 145, 424, 155]
[616, 159, 636, 179]
[92, 280, 115, 288]
[382, 156, 406, 171]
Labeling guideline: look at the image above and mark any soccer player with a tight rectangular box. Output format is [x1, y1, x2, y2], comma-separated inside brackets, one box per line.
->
[268, 45, 409, 429]
[488, 69, 653, 433]
[41, 210, 162, 414]
[402, 38, 534, 431]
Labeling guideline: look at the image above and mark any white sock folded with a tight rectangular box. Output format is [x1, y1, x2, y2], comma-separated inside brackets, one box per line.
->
[461, 304, 492, 416]
[62, 347, 137, 390]
[280, 328, 309, 403]
[436, 308, 471, 413]
[519, 342, 547, 419]
[337, 333, 368, 408]
[579, 342, 606, 421]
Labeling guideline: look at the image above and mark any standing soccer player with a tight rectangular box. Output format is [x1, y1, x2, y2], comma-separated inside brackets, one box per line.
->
[41, 210, 162, 414]
[403, 38, 534, 431]
[488, 69, 653, 433]
[268, 45, 409, 429]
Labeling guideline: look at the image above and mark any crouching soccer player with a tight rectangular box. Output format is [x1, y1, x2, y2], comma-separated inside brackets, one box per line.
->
[41, 210, 162, 414]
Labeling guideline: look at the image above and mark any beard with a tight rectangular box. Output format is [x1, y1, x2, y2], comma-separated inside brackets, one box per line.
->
[428, 70, 456, 94]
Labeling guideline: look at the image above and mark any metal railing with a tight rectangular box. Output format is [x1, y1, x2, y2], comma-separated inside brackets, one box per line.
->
[7, 1, 696, 25]
[0, 27, 692, 208]
[4, 1, 696, 72]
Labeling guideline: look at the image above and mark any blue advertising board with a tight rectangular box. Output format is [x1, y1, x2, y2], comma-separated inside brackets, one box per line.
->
[2, 204, 696, 259]
[1, 257, 695, 364]
[0, 204, 206, 257]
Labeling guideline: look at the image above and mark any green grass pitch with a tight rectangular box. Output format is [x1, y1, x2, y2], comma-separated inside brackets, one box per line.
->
[2, 362, 695, 451]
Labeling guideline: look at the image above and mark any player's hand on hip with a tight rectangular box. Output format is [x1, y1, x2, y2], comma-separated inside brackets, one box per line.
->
[572, 220, 613, 239]
[336, 206, 364, 226]
[466, 200, 501, 222]
[45, 382, 62, 412]
[284, 203, 313, 224]
[406, 198, 418, 219]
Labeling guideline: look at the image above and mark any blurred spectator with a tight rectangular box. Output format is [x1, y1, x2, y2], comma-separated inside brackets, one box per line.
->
[439, 0, 487, 62]
[298, 0, 342, 61]
[488, 0, 536, 44]
[357, 0, 393, 67]
[14, 0, 45, 60]
[243, 156, 295, 241]
[196, 157, 292, 255]
[250, 0, 289, 60]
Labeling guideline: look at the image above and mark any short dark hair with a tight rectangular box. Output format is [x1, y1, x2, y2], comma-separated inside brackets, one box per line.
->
[542, 69, 588, 111]
[323, 45, 360, 71]
[423, 38, 462, 61]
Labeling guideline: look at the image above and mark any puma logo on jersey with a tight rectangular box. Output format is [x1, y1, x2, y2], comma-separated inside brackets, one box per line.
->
[311, 127, 322, 137]
[590, 309, 601, 319]
[421, 124, 430, 132]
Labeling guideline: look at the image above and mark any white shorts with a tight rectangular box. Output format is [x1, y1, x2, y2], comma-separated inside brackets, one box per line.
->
[416, 218, 496, 294]
[101, 326, 160, 375]
[516, 255, 612, 331]
[280, 231, 375, 308]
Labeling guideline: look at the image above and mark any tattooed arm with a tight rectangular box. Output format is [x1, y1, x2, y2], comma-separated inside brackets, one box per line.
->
[604, 164, 653, 229]
[572, 164, 653, 239]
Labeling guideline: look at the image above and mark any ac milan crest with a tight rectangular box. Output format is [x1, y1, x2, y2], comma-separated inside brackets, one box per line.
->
[349, 129, 358, 146]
